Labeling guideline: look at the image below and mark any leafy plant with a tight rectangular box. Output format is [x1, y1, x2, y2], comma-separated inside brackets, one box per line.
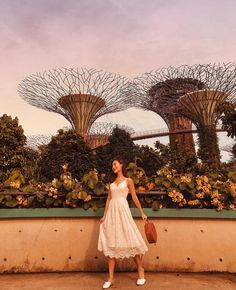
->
[0, 162, 236, 212]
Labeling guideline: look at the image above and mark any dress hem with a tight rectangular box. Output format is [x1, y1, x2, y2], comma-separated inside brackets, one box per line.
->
[98, 247, 148, 259]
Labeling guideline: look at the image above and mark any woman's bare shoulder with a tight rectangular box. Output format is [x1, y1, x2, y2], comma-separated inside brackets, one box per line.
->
[126, 177, 133, 184]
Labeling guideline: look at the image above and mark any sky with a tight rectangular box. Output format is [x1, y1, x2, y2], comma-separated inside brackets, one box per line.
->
[0, 0, 235, 161]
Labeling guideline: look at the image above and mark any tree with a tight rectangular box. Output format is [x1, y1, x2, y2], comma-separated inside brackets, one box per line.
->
[171, 140, 198, 172]
[134, 143, 168, 176]
[37, 129, 96, 181]
[95, 126, 136, 176]
[154, 140, 171, 165]
[197, 126, 221, 167]
[219, 102, 236, 139]
[219, 102, 236, 162]
[155, 140, 197, 173]
[0, 114, 39, 181]
[232, 144, 236, 161]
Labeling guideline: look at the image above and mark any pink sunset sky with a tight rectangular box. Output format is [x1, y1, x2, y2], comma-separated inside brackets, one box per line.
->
[0, 0, 235, 160]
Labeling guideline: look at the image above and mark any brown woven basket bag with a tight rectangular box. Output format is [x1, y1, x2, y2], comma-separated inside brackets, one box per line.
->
[144, 218, 157, 244]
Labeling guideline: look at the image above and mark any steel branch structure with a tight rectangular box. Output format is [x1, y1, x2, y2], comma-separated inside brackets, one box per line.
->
[18, 68, 130, 137]
[125, 62, 236, 165]
[221, 144, 235, 153]
[26, 134, 52, 151]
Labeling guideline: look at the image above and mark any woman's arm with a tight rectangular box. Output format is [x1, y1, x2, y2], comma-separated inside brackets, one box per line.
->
[127, 178, 147, 221]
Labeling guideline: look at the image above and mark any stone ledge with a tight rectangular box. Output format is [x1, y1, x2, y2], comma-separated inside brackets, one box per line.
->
[0, 208, 235, 219]
[0, 216, 235, 273]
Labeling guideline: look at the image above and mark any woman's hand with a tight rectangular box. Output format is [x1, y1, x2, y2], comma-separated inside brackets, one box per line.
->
[141, 212, 148, 222]
[99, 216, 106, 224]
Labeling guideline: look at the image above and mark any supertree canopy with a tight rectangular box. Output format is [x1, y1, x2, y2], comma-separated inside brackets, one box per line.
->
[18, 68, 130, 137]
[124, 62, 236, 166]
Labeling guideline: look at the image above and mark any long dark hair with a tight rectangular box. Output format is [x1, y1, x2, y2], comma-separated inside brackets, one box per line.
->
[107, 157, 128, 183]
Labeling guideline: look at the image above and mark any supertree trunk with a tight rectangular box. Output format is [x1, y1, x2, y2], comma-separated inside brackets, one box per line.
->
[58, 94, 106, 137]
[197, 125, 221, 166]
[168, 115, 196, 156]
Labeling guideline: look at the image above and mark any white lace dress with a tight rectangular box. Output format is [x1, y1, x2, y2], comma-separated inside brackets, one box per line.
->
[98, 178, 148, 259]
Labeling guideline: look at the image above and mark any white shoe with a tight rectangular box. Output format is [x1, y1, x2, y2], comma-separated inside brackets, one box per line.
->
[102, 280, 113, 289]
[136, 278, 146, 286]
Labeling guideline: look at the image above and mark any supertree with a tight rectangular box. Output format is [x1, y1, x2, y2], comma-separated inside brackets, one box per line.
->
[26, 122, 135, 150]
[177, 63, 236, 166]
[123, 63, 236, 166]
[18, 68, 130, 139]
[123, 67, 204, 158]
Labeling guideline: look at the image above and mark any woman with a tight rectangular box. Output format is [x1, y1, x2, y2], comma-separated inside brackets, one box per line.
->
[98, 157, 148, 289]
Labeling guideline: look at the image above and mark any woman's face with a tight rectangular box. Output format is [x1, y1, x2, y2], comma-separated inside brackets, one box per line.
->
[112, 160, 122, 174]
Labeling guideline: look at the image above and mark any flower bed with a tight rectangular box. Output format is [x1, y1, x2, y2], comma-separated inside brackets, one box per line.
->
[0, 163, 236, 211]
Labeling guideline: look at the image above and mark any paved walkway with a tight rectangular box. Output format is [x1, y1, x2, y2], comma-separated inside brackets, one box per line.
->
[0, 271, 236, 290]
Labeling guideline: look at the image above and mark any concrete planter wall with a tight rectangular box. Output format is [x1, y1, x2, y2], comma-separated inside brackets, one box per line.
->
[0, 208, 235, 273]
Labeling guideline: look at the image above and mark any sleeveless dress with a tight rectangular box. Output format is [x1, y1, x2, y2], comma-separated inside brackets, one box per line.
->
[97, 178, 148, 259]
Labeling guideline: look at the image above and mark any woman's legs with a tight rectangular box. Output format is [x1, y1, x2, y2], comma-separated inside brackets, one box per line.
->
[107, 257, 116, 282]
[133, 254, 145, 279]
